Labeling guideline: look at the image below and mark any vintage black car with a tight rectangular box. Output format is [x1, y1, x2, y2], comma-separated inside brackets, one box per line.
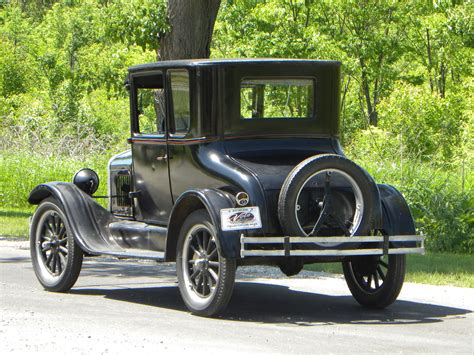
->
[28, 59, 424, 317]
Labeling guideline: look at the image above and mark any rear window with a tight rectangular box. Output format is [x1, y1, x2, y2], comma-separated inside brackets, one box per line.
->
[240, 78, 314, 120]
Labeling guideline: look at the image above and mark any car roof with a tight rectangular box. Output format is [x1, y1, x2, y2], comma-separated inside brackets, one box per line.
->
[128, 58, 341, 73]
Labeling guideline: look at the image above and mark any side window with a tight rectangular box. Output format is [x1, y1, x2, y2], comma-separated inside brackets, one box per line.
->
[169, 70, 191, 135]
[133, 72, 165, 135]
[137, 88, 165, 134]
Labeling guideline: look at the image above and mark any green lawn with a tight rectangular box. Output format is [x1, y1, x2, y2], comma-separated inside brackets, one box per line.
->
[1, 208, 472, 287]
[404, 253, 474, 287]
[0, 207, 33, 237]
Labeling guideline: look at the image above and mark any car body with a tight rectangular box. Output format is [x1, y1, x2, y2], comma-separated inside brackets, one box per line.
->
[28, 59, 424, 316]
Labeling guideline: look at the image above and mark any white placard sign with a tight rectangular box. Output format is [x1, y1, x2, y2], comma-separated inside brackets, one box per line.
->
[220, 207, 262, 231]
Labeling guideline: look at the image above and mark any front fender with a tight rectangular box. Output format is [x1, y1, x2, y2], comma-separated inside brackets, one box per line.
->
[166, 188, 240, 261]
[28, 182, 119, 254]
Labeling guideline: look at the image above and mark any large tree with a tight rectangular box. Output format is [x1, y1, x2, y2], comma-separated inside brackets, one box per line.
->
[159, 0, 221, 60]
[107, 0, 221, 60]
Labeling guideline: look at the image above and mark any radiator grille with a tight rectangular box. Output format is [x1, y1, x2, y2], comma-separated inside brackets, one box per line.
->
[111, 170, 133, 217]
[115, 173, 131, 207]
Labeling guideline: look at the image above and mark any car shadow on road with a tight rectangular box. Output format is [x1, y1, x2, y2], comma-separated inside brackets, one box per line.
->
[225, 282, 472, 325]
[71, 281, 472, 326]
[10, 254, 471, 326]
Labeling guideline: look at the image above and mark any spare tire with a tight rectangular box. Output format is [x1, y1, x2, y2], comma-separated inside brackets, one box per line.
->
[278, 154, 378, 243]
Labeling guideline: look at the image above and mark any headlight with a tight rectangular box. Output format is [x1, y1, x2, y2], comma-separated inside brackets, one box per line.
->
[72, 168, 99, 195]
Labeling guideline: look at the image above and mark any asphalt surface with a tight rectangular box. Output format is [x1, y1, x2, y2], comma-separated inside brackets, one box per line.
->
[1, 239, 473, 354]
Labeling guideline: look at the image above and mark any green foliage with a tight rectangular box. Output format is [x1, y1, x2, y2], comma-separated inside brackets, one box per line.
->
[375, 83, 470, 164]
[106, 0, 168, 51]
[214, 0, 345, 59]
[0, 5, 36, 97]
[0, 0, 155, 157]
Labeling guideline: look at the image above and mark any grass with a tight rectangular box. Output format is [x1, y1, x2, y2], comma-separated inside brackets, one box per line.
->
[0, 151, 110, 238]
[404, 253, 474, 287]
[0, 152, 108, 211]
[305, 253, 474, 288]
[0, 207, 33, 237]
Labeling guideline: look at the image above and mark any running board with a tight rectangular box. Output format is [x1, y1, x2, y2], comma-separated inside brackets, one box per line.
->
[88, 220, 167, 260]
[96, 249, 165, 260]
[240, 235, 425, 258]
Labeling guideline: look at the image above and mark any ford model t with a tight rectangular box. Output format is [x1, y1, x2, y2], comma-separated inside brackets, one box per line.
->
[29, 59, 424, 317]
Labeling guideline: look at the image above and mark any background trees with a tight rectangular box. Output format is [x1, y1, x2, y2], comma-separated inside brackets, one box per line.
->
[0, 0, 472, 252]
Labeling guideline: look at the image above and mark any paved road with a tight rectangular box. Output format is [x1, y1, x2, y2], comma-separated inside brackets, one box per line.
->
[1, 239, 473, 354]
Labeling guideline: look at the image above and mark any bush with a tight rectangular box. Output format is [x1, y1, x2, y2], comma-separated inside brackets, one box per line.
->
[347, 130, 473, 254]
[356, 159, 472, 254]
[403, 175, 473, 253]
[377, 84, 470, 165]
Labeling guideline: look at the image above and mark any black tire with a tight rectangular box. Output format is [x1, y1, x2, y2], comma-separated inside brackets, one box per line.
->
[30, 197, 83, 292]
[278, 154, 377, 239]
[176, 209, 236, 317]
[343, 253, 406, 308]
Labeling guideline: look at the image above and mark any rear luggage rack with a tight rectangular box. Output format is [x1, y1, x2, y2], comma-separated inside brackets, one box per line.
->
[240, 235, 425, 258]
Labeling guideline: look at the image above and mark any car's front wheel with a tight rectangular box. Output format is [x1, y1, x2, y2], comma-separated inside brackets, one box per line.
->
[30, 197, 83, 292]
[176, 209, 236, 317]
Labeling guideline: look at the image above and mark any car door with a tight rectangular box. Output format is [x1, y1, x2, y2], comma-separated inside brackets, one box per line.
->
[166, 69, 200, 198]
[129, 71, 173, 225]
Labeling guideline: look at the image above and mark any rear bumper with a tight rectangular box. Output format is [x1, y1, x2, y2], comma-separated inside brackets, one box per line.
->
[240, 235, 425, 258]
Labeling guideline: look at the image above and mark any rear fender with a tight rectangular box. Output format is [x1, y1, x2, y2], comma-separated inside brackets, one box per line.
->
[166, 189, 240, 261]
[378, 184, 416, 236]
[365, 172, 384, 231]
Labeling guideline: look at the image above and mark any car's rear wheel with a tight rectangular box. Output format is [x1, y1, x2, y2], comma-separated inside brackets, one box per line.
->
[343, 252, 406, 308]
[30, 197, 83, 292]
[176, 209, 236, 317]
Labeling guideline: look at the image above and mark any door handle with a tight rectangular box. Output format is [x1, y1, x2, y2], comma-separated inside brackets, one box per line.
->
[156, 154, 168, 161]
[129, 190, 142, 198]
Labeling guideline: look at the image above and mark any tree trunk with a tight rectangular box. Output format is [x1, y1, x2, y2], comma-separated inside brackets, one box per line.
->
[158, 0, 221, 60]
[438, 62, 446, 98]
[426, 28, 434, 93]
[359, 57, 377, 126]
